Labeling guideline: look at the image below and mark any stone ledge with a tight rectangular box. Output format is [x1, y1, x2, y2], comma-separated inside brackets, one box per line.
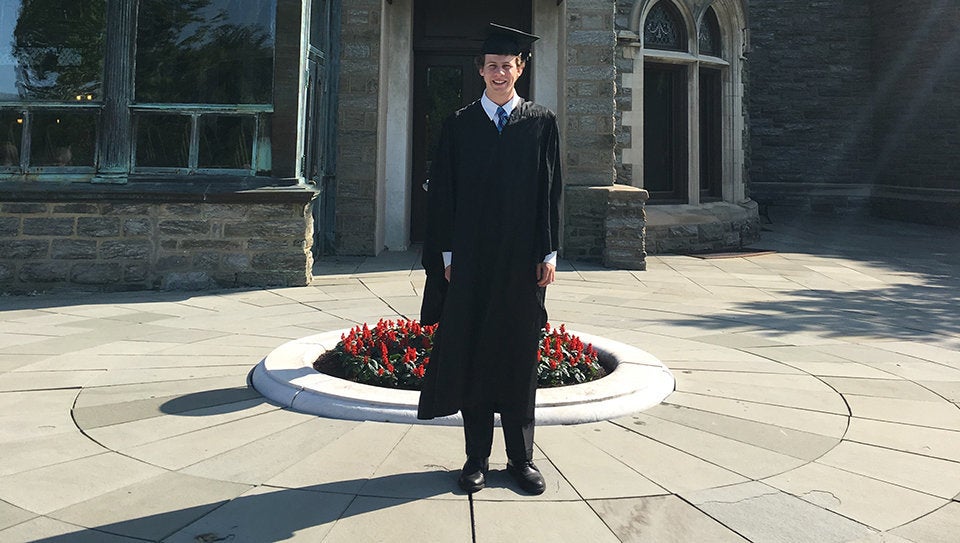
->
[645, 200, 760, 254]
[0, 177, 317, 204]
[251, 329, 676, 426]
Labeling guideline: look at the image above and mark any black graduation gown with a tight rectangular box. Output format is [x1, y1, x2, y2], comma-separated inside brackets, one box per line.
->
[417, 99, 562, 421]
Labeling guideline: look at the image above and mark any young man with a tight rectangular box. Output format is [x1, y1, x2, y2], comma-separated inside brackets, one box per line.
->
[417, 24, 562, 496]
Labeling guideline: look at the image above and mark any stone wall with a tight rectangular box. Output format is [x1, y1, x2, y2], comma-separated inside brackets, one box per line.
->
[870, 0, 960, 226]
[0, 185, 315, 294]
[564, 0, 618, 187]
[563, 1, 649, 268]
[645, 201, 760, 254]
[748, 0, 875, 213]
[334, 1, 382, 254]
[564, 185, 648, 269]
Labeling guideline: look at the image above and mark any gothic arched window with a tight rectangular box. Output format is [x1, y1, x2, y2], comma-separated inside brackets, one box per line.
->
[644, 1, 687, 52]
[699, 6, 721, 57]
[629, 0, 744, 204]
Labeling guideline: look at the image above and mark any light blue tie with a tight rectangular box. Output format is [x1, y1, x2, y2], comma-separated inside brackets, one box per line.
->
[496, 106, 508, 133]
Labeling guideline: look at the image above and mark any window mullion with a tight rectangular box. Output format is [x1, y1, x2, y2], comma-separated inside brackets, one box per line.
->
[19, 111, 31, 171]
[189, 114, 200, 171]
[688, 63, 700, 205]
[95, 0, 138, 183]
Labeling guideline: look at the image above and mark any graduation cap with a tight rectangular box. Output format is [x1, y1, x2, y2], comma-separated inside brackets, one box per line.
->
[481, 23, 540, 59]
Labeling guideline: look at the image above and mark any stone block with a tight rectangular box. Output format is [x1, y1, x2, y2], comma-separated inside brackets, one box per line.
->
[77, 217, 121, 237]
[0, 239, 49, 259]
[223, 220, 305, 238]
[103, 203, 151, 216]
[161, 204, 202, 218]
[222, 254, 252, 271]
[123, 263, 149, 283]
[201, 204, 247, 220]
[1, 203, 47, 214]
[20, 263, 69, 283]
[251, 251, 308, 271]
[52, 203, 99, 214]
[23, 218, 75, 236]
[698, 222, 727, 242]
[100, 240, 152, 260]
[156, 255, 190, 271]
[179, 240, 242, 250]
[162, 271, 219, 290]
[159, 220, 210, 236]
[192, 252, 220, 270]
[0, 217, 20, 236]
[51, 240, 97, 260]
[123, 218, 152, 237]
[668, 225, 699, 238]
[0, 262, 13, 281]
[70, 263, 122, 285]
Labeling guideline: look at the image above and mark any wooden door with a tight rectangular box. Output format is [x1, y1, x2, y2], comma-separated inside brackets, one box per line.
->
[410, 0, 532, 241]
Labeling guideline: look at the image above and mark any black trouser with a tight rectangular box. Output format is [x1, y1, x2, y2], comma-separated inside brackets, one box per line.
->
[461, 406, 534, 462]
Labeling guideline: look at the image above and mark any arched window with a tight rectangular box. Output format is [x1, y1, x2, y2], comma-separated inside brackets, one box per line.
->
[626, 1, 745, 205]
[644, 1, 687, 52]
[699, 6, 722, 57]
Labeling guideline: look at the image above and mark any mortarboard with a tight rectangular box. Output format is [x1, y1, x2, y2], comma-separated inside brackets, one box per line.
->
[481, 23, 540, 59]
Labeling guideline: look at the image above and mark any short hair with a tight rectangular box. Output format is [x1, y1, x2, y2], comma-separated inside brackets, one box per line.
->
[475, 54, 527, 72]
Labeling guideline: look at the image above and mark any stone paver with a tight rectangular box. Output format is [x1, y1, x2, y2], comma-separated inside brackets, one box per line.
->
[1, 213, 959, 541]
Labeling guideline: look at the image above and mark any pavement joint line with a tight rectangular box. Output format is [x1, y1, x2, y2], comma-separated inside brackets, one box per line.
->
[674, 390, 853, 417]
[608, 417, 811, 482]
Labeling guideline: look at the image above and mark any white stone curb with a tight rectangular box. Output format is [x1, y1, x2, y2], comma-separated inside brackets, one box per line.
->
[251, 329, 676, 426]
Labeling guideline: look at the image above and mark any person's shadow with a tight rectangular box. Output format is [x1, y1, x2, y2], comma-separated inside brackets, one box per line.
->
[23, 472, 472, 542]
[30, 388, 524, 541]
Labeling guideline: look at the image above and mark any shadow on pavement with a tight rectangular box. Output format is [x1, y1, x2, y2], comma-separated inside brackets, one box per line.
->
[23, 472, 465, 542]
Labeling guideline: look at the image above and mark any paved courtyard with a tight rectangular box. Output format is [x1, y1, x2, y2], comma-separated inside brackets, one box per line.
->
[1, 211, 959, 542]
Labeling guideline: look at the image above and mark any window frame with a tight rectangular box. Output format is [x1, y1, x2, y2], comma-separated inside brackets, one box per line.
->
[0, 0, 286, 180]
[623, 0, 744, 206]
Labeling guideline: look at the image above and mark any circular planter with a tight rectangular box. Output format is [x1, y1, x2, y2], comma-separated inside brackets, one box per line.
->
[251, 329, 675, 426]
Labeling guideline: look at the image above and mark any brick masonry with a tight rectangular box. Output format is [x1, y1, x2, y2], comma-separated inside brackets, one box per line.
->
[0, 200, 314, 294]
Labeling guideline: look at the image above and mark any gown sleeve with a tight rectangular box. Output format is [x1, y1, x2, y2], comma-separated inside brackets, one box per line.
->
[426, 114, 457, 255]
[537, 113, 563, 260]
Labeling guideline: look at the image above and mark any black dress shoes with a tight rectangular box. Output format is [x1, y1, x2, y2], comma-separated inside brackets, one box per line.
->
[458, 456, 489, 493]
[506, 459, 546, 495]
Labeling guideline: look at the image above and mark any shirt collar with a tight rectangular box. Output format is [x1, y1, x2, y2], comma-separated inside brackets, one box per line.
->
[481, 91, 523, 122]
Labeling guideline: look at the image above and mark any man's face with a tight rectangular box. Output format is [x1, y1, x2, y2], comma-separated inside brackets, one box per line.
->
[479, 54, 524, 101]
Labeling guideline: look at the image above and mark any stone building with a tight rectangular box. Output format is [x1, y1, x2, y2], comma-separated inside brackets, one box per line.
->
[1, 0, 957, 294]
[749, 0, 960, 226]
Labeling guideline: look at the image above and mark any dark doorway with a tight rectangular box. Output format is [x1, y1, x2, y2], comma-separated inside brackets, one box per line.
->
[643, 63, 688, 203]
[699, 67, 722, 200]
[410, 0, 532, 242]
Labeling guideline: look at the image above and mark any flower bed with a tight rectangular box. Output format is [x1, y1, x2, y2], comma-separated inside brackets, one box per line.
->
[313, 319, 606, 390]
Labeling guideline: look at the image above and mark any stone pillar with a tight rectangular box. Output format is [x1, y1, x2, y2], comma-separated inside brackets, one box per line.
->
[333, 1, 382, 255]
[565, 185, 648, 269]
[563, 1, 646, 268]
[564, 0, 618, 187]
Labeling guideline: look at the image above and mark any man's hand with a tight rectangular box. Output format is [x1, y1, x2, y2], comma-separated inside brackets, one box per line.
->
[444, 265, 452, 283]
[536, 262, 555, 287]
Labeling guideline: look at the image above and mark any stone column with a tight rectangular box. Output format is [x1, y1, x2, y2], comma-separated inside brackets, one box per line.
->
[562, 0, 646, 269]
